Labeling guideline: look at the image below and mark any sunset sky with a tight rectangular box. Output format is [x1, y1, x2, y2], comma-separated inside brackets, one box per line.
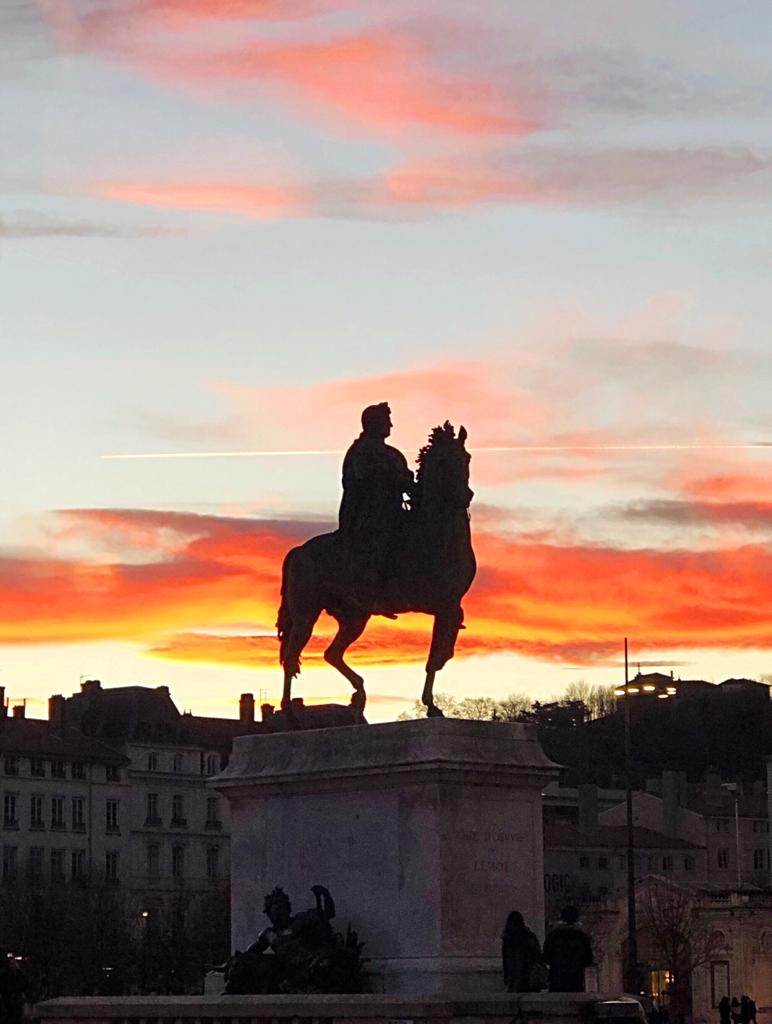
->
[3, 1, 772, 722]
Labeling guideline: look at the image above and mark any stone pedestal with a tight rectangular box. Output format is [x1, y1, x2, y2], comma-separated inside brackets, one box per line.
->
[213, 717, 559, 995]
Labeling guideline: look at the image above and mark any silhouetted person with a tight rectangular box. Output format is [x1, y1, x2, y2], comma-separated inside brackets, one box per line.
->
[502, 910, 544, 992]
[338, 403, 413, 611]
[718, 996, 732, 1024]
[542, 905, 593, 992]
[740, 996, 757, 1024]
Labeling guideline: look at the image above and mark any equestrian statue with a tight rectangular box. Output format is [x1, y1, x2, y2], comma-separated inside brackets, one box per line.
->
[277, 403, 476, 717]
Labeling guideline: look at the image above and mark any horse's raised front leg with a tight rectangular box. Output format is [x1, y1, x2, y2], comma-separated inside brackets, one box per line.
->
[324, 613, 370, 719]
[422, 604, 464, 717]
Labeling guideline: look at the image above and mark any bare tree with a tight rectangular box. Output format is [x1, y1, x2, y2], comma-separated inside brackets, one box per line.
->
[564, 680, 617, 719]
[495, 692, 532, 721]
[637, 880, 723, 1015]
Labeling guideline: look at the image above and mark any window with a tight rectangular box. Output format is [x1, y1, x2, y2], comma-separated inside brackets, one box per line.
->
[106, 765, 120, 782]
[579, 855, 590, 869]
[105, 851, 119, 883]
[717, 848, 729, 869]
[204, 754, 218, 777]
[662, 855, 673, 871]
[28, 846, 45, 882]
[147, 752, 158, 771]
[684, 855, 695, 872]
[171, 845, 184, 879]
[105, 799, 120, 833]
[31, 758, 45, 778]
[753, 820, 769, 833]
[715, 819, 729, 833]
[206, 846, 219, 882]
[753, 848, 770, 871]
[145, 792, 160, 824]
[51, 760, 66, 779]
[30, 795, 44, 830]
[2, 846, 18, 881]
[147, 844, 160, 879]
[71, 849, 86, 880]
[710, 961, 730, 1008]
[50, 849, 65, 882]
[206, 797, 221, 829]
[171, 794, 186, 826]
[173, 753, 183, 773]
[3, 757, 18, 777]
[648, 855, 659, 871]
[597, 855, 609, 869]
[51, 796, 65, 830]
[3, 794, 18, 828]
[71, 761, 85, 780]
[72, 797, 85, 831]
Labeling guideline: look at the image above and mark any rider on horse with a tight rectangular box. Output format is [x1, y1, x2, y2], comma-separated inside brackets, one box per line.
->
[338, 402, 413, 616]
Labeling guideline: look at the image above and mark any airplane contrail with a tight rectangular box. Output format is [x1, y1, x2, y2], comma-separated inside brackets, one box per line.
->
[101, 443, 772, 460]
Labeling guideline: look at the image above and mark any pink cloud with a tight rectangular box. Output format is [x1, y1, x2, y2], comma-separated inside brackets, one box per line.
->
[38, 4, 535, 140]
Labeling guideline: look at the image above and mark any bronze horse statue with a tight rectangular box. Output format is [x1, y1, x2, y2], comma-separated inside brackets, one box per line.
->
[276, 422, 476, 717]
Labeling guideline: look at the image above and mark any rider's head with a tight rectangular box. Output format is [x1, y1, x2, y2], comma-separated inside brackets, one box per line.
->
[361, 402, 392, 439]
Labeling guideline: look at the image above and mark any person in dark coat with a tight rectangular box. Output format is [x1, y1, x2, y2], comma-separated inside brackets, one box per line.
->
[502, 911, 544, 992]
[718, 996, 732, 1024]
[542, 905, 593, 992]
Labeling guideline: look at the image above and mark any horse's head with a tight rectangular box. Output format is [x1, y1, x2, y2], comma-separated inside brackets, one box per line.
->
[416, 421, 474, 511]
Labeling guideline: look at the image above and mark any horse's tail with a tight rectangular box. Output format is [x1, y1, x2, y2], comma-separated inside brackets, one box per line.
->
[276, 550, 294, 667]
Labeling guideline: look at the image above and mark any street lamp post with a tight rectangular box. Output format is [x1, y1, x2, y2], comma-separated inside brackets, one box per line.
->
[614, 641, 675, 995]
[623, 639, 638, 994]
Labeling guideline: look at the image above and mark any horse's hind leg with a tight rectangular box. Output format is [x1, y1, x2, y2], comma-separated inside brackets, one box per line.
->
[281, 610, 321, 711]
[324, 613, 369, 714]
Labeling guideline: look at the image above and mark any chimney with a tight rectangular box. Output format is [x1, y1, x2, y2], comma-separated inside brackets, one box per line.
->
[12, 704, 25, 719]
[578, 783, 598, 831]
[81, 678, 102, 695]
[48, 694, 66, 730]
[0, 686, 5, 718]
[156, 685, 170, 696]
[239, 692, 255, 725]
[261, 703, 275, 722]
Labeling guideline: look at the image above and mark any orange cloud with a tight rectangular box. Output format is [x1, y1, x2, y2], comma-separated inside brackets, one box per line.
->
[679, 470, 772, 503]
[96, 182, 308, 219]
[3, 509, 772, 672]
